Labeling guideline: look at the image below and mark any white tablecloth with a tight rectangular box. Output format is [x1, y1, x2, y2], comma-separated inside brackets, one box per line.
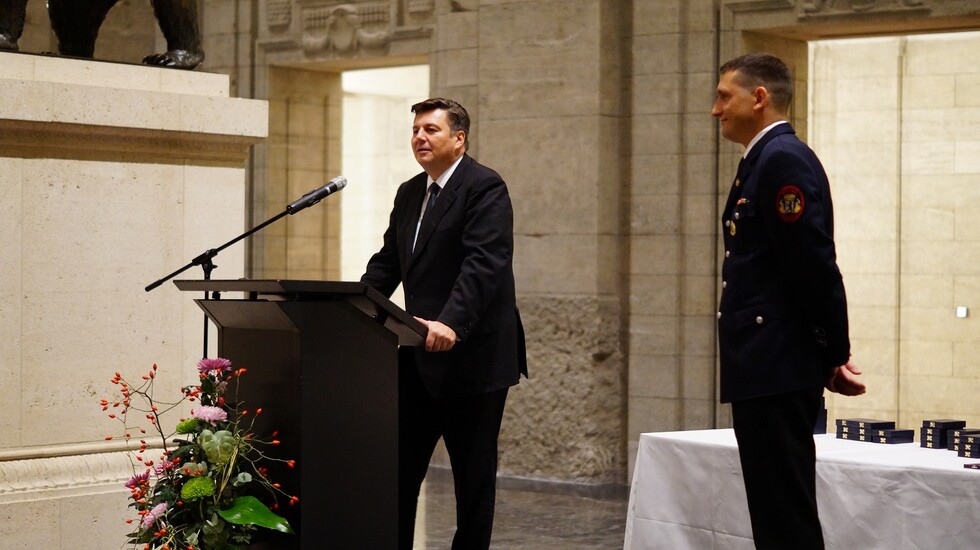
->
[624, 429, 980, 549]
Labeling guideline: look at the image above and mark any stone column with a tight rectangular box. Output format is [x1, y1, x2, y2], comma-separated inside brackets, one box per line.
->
[626, 0, 720, 477]
[433, 0, 631, 486]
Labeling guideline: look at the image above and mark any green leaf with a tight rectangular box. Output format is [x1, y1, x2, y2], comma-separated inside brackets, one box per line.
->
[216, 496, 294, 534]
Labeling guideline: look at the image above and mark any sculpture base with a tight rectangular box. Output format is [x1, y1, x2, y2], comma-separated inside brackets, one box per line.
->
[0, 51, 267, 547]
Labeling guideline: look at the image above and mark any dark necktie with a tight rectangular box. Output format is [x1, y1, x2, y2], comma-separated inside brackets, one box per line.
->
[425, 182, 440, 215]
[412, 183, 440, 254]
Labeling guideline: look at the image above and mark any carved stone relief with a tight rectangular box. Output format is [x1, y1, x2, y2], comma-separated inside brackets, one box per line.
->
[724, 0, 928, 15]
[302, 4, 385, 53]
[724, 0, 794, 13]
[407, 0, 434, 14]
[267, 0, 292, 33]
[281, 1, 435, 57]
[802, 0, 926, 15]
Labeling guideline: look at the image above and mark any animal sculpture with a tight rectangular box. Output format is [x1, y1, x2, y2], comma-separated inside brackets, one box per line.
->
[0, 0, 204, 69]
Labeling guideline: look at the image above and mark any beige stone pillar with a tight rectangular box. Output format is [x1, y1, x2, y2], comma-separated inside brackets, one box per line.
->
[0, 51, 266, 546]
[430, 0, 631, 485]
[626, 0, 720, 477]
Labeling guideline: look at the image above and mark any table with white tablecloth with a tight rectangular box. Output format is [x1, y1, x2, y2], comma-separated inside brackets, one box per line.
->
[624, 429, 980, 549]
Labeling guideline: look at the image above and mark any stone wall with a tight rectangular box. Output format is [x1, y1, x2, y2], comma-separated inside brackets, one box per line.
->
[626, 1, 720, 479]
[502, 295, 624, 483]
[811, 32, 980, 428]
[470, 0, 630, 486]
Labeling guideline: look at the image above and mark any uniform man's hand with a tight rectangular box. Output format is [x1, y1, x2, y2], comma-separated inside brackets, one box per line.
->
[826, 359, 866, 396]
[415, 318, 457, 352]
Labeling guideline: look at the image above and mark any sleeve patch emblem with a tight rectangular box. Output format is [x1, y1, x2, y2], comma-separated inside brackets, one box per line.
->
[776, 185, 804, 222]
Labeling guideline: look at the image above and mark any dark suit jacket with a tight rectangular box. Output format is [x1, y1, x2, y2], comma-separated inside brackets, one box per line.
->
[717, 123, 850, 403]
[361, 154, 528, 399]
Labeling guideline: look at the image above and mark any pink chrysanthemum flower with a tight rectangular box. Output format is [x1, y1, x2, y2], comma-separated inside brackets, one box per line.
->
[191, 405, 228, 425]
[141, 502, 168, 528]
[197, 357, 233, 374]
[154, 460, 176, 476]
[125, 471, 150, 489]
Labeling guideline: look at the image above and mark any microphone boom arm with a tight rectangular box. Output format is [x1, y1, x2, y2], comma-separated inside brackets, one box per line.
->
[144, 177, 347, 292]
[143, 176, 347, 359]
[143, 209, 288, 292]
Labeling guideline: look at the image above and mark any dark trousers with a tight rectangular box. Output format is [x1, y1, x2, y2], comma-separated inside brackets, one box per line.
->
[398, 350, 509, 550]
[731, 386, 825, 550]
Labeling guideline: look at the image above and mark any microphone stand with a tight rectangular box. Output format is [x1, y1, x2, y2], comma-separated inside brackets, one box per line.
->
[145, 210, 289, 358]
[145, 179, 345, 358]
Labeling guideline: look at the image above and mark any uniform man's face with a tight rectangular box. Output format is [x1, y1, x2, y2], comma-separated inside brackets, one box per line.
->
[412, 108, 466, 178]
[711, 70, 760, 148]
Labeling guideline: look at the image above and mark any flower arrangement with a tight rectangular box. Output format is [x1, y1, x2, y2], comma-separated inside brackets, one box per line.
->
[102, 358, 297, 549]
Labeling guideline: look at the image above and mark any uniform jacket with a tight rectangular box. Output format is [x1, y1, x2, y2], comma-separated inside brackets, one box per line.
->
[361, 154, 528, 399]
[718, 123, 850, 403]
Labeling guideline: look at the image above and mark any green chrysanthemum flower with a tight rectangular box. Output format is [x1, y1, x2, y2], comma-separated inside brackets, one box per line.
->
[180, 476, 216, 500]
[199, 429, 237, 465]
[176, 418, 201, 434]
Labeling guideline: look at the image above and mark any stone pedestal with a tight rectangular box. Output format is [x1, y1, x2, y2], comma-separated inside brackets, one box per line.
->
[0, 51, 267, 547]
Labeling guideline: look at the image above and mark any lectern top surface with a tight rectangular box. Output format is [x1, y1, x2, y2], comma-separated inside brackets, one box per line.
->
[174, 279, 365, 295]
[174, 279, 426, 346]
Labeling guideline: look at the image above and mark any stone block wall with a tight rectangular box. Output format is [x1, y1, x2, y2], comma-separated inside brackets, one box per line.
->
[467, 0, 630, 486]
[810, 36, 903, 426]
[258, 66, 344, 280]
[626, 0, 721, 477]
[813, 32, 980, 428]
[896, 31, 980, 428]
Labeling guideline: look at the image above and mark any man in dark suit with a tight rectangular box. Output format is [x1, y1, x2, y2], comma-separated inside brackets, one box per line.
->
[360, 97, 527, 549]
[712, 53, 866, 549]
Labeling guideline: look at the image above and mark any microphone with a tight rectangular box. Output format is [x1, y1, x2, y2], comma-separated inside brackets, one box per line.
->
[287, 176, 348, 214]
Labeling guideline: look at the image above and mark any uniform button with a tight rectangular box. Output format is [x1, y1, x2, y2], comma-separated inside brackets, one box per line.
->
[755, 316, 764, 325]
[725, 220, 730, 227]
[734, 212, 741, 220]
[725, 250, 730, 258]
[722, 281, 727, 289]
[717, 312, 722, 319]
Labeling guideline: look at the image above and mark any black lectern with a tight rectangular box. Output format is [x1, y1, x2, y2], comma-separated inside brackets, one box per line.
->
[174, 280, 425, 549]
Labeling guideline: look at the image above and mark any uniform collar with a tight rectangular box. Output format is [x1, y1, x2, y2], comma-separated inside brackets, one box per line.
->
[744, 120, 789, 159]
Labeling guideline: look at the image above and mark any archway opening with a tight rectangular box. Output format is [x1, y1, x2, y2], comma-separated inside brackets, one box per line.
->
[340, 65, 430, 289]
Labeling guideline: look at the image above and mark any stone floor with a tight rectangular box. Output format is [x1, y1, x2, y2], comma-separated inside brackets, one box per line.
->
[414, 475, 628, 549]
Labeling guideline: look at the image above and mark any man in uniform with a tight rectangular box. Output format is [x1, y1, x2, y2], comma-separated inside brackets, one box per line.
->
[712, 53, 866, 549]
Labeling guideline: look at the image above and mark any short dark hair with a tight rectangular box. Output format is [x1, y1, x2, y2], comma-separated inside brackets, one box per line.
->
[719, 53, 793, 113]
[411, 97, 470, 149]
